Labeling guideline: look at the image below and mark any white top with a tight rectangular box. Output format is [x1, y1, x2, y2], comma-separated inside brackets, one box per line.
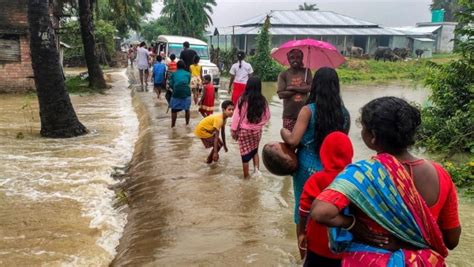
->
[229, 60, 253, 84]
[136, 47, 150, 69]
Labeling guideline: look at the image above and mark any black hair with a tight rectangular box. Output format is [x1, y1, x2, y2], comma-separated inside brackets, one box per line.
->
[221, 100, 234, 110]
[287, 48, 303, 58]
[177, 60, 186, 70]
[238, 76, 268, 124]
[307, 67, 346, 154]
[237, 51, 245, 68]
[361, 96, 421, 154]
[183, 41, 190, 48]
[170, 54, 176, 60]
[140, 41, 146, 47]
[156, 55, 162, 62]
[193, 55, 200, 64]
[203, 74, 212, 82]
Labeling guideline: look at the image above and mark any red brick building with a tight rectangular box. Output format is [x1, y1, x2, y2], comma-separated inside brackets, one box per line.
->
[0, 0, 35, 93]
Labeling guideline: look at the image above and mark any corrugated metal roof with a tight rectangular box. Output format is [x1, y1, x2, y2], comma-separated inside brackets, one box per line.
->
[213, 26, 405, 36]
[236, 10, 378, 27]
[389, 26, 441, 35]
[414, 38, 435, 42]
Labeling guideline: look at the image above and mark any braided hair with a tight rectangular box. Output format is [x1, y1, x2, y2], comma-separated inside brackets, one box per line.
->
[237, 51, 246, 68]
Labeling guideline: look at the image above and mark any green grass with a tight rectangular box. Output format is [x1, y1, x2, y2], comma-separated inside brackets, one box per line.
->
[336, 54, 459, 84]
[65, 76, 105, 95]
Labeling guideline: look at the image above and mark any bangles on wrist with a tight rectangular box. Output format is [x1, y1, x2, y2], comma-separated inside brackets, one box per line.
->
[343, 214, 356, 231]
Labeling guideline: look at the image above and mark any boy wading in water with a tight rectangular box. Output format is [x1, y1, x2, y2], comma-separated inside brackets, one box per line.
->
[152, 55, 167, 100]
[194, 100, 234, 163]
[277, 49, 312, 132]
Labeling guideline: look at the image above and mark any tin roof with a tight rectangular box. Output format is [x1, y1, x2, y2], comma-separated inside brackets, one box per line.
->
[214, 26, 405, 36]
[388, 25, 441, 35]
[236, 10, 378, 28]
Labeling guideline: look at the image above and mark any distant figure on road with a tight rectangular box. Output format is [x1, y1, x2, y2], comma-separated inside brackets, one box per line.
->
[199, 75, 215, 117]
[169, 61, 192, 127]
[152, 55, 167, 100]
[277, 49, 312, 132]
[179, 41, 197, 72]
[190, 55, 203, 105]
[137, 42, 151, 91]
[128, 45, 136, 68]
[228, 51, 253, 104]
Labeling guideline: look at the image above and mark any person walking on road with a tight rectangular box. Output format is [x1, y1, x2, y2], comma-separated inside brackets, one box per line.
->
[228, 51, 253, 104]
[137, 42, 151, 91]
[179, 41, 197, 72]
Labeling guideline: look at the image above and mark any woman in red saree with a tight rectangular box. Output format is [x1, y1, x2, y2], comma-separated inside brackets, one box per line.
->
[311, 97, 461, 266]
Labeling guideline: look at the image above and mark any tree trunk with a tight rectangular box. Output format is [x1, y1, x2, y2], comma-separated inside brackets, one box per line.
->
[28, 0, 88, 138]
[78, 0, 107, 89]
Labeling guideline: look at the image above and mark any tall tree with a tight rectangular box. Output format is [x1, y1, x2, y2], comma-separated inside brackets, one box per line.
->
[97, 0, 153, 37]
[27, 0, 88, 138]
[161, 0, 216, 38]
[431, 0, 460, 22]
[298, 2, 319, 11]
[78, 0, 107, 89]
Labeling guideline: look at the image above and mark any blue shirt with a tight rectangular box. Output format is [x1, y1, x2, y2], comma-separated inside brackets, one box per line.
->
[152, 62, 167, 84]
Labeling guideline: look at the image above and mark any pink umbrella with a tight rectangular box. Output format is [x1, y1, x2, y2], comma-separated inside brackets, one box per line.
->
[271, 38, 346, 70]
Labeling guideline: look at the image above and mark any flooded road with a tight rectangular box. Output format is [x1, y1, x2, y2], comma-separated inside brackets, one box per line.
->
[113, 72, 473, 266]
[0, 69, 471, 266]
[0, 71, 138, 266]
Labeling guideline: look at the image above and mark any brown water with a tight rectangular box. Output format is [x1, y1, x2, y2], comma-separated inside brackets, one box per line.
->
[112, 73, 473, 266]
[0, 71, 472, 266]
[0, 71, 138, 266]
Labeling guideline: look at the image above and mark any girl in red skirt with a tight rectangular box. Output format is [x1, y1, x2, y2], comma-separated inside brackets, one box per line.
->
[199, 74, 215, 117]
[228, 51, 254, 104]
[231, 77, 271, 178]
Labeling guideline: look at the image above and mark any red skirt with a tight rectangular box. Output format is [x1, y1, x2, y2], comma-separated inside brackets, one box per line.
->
[238, 129, 262, 162]
[231, 82, 246, 104]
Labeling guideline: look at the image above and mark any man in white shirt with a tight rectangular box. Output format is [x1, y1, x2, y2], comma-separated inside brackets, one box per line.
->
[136, 41, 151, 91]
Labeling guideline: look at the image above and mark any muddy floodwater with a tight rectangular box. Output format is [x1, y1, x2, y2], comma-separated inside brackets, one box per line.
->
[0, 71, 472, 266]
[0, 71, 138, 266]
[112, 73, 474, 267]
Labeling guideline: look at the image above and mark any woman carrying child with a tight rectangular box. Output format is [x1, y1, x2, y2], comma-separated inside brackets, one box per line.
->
[231, 77, 271, 178]
[190, 55, 203, 105]
[199, 74, 215, 117]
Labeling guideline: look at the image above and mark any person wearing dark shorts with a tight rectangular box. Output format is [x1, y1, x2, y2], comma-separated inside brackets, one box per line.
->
[152, 55, 167, 99]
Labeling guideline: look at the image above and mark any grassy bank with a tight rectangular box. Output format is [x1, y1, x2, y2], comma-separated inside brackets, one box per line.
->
[65, 75, 107, 95]
[337, 54, 460, 84]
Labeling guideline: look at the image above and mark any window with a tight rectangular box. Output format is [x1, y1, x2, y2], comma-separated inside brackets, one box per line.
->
[168, 43, 209, 60]
[0, 34, 20, 62]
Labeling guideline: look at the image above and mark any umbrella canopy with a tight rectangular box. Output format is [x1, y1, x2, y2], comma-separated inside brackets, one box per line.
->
[271, 38, 345, 70]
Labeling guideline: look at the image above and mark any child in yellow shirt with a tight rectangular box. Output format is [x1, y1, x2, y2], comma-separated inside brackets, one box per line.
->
[190, 55, 203, 105]
[194, 100, 234, 163]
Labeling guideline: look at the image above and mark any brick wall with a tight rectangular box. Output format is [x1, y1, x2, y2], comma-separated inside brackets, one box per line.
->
[0, 35, 35, 93]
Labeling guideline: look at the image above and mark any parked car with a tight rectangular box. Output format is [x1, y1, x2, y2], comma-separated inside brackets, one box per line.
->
[156, 35, 221, 89]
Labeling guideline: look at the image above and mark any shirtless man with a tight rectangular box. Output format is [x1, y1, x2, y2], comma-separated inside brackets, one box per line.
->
[277, 49, 312, 132]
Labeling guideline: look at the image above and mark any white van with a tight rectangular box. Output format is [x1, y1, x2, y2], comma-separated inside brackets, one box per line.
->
[156, 35, 220, 89]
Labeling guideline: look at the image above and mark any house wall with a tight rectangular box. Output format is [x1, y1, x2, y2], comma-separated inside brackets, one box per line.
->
[0, 35, 35, 93]
[390, 36, 409, 49]
[438, 24, 456, 53]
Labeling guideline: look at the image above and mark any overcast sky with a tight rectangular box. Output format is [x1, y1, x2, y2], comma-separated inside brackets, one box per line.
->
[151, 0, 433, 28]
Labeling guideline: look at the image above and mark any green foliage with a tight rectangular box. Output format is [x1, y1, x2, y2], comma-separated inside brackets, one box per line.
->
[298, 2, 319, 11]
[417, 0, 474, 156]
[62, 19, 116, 63]
[161, 0, 216, 39]
[443, 161, 474, 195]
[248, 16, 284, 81]
[96, 0, 153, 37]
[430, 0, 461, 22]
[139, 17, 171, 43]
[65, 75, 105, 95]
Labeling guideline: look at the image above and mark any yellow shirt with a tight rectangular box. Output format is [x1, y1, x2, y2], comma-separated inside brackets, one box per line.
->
[194, 113, 224, 139]
[190, 64, 202, 77]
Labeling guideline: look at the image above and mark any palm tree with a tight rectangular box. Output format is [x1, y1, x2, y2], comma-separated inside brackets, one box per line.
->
[298, 2, 319, 11]
[161, 0, 216, 38]
[27, 0, 88, 137]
